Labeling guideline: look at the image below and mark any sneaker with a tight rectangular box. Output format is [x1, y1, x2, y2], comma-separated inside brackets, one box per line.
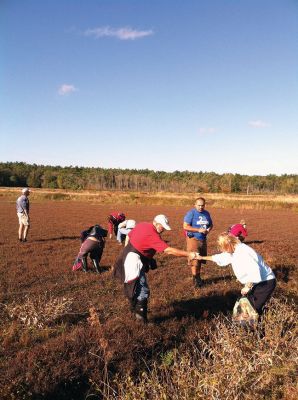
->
[193, 276, 203, 288]
[23, 238, 27, 242]
[19, 238, 22, 242]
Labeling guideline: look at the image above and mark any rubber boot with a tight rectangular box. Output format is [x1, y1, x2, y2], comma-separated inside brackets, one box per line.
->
[134, 300, 148, 323]
[130, 297, 137, 313]
[91, 258, 100, 273]
[193, 275, 203, 288]
[82, 257, 88, 272]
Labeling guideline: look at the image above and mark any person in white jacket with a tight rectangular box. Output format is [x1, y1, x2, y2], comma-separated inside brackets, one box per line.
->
[116, 219, 137, 246]
[197, 232, 276, 315]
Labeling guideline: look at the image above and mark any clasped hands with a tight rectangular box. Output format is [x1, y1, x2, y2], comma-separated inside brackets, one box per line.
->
[188, 252, 201, 261]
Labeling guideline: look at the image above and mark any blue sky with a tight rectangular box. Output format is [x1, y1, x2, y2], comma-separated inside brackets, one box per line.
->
[1, 0, 297, 175]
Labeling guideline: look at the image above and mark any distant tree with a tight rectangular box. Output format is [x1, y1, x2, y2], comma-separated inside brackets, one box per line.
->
[27, 168, 43, 188]
[0, 162, 297, 194]
[231, 174, 242, 193]
[41, 170, 58, 189]
[0, 168, 12, 186]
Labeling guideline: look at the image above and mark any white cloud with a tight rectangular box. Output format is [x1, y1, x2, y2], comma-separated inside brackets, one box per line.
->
[249, 120, 271, 128]
[58, 84, 78, 96]
[198, 127, 216, 136]
[83, 26, 154, 40]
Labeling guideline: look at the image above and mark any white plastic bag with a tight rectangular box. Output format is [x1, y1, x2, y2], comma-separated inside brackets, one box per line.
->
[233, 296, 259, 329]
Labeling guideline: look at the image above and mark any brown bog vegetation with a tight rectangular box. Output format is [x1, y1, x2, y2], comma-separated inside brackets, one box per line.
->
[0, 194, 297, 399]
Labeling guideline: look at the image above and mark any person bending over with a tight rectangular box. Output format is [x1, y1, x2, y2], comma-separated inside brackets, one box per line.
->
[197, 232, 276, 316]
[107, 212, 126, 239]
[73, 225, 107, 273]
[116, 219, 136, 246]
[228, 219, 248, 242]
[114, 214, 200, 322]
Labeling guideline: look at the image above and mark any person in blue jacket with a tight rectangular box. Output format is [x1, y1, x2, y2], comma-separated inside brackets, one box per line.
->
[183, 197, 213, 288]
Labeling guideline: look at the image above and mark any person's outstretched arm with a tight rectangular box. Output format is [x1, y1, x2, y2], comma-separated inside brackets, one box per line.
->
[164, 246, 199, 260]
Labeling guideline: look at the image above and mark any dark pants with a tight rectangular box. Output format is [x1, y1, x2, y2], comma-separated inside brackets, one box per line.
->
[78, 238, 104, 261]
[247, 279, 276, 315]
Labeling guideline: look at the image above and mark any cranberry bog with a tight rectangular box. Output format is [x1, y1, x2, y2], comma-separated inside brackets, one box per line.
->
[0, 194, 297, 399]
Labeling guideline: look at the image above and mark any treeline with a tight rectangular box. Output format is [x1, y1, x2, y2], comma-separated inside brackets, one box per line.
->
[0, 162, 297, 194]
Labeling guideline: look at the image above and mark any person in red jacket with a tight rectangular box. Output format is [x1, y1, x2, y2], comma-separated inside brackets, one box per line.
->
[228, 219, 248, 242]
[107, 212, 125, 239]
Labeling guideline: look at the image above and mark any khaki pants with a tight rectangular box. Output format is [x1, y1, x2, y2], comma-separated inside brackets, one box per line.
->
[186, 237, 207, 268]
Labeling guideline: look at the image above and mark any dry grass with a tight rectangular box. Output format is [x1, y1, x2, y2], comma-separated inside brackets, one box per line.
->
[0, 200, 297, 399]
[107, 297, 297, 400]
[3, 293, 73, 328]
[1, 187, 297, 210]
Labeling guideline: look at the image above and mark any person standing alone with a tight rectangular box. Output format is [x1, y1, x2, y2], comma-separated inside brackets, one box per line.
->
[16, 188, 30, 242]
[183, 197, 213, 288]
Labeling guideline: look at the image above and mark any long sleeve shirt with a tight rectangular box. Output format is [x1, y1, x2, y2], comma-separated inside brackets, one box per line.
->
[211, 243, 275, 284]
[229, 224, 248, 238]
[107, 212, 125, 234]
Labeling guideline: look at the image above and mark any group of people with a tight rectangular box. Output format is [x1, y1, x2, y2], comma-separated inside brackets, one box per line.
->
[113, 198, 275, 323]
[16, 189, 276, 325]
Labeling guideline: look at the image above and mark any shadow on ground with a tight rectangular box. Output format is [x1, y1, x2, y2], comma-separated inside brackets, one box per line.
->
[152, 291, 239, 323]
[203, 275, 234, 285]
[273, 264, 295, 283]
[35, 236, 78, 242]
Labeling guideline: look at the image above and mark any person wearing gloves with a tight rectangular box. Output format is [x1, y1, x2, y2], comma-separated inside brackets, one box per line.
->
[116, 219, 136, 245]
[114, 214, 200, 322]
[16, 187, 31, 242]
[197, 232, 276, 315]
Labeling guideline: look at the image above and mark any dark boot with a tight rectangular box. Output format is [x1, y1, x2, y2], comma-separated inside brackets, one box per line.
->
[134, 300, 148, 323]
[91, 258, 100, 273]
[82, 257, 88, 272]
[193, 275, 203, 288]
[130, 297, 137, 313]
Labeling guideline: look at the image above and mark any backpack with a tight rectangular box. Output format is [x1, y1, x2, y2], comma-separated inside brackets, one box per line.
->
[232, 296, 259, 329]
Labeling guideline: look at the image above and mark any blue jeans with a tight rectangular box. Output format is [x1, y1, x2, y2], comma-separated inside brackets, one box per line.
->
[135, 269, 150, 301]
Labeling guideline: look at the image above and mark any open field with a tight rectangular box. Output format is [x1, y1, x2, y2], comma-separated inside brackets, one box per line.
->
[0, 194, 297, 399]
[1, 187, 298, 209]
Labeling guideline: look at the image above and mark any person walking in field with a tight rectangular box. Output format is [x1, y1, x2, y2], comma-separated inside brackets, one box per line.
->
[16, 188, 31, 242]
[197, 232, 276, 316]
[114, 214, 200, 322]
[73, 225, 107, 273]
[107, 212, 126, 239]
[228, 219, 248, 242]
[183, 197, 213, 288]
[116, 219, 136, 246]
